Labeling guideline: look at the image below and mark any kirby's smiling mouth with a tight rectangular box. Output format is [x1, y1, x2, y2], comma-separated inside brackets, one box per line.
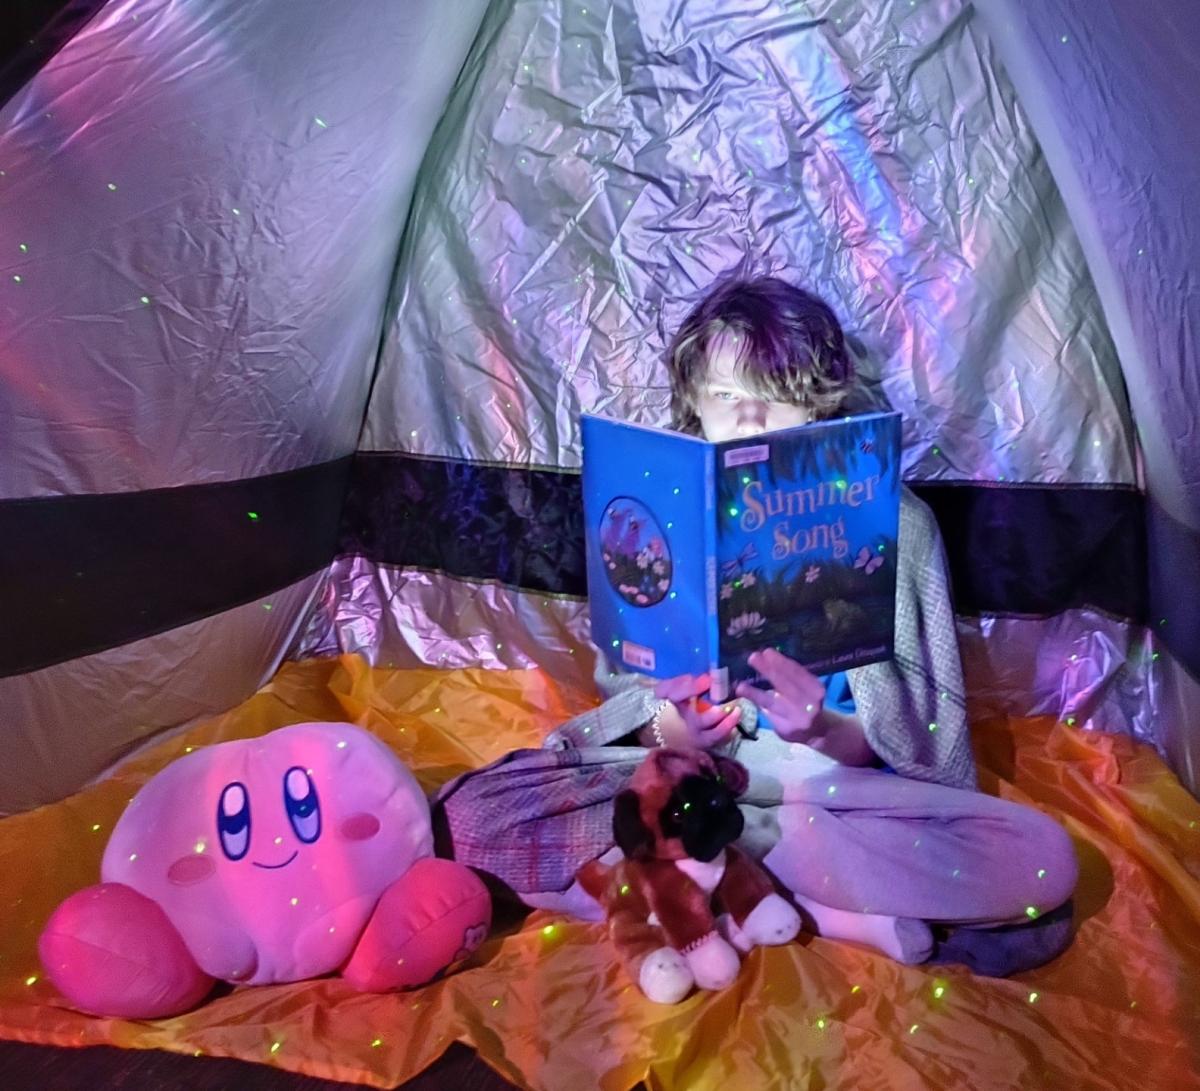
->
[251, 850, 298, 870]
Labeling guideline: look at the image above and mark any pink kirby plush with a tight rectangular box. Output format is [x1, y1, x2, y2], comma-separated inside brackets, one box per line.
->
[39, 722, 491, 1018]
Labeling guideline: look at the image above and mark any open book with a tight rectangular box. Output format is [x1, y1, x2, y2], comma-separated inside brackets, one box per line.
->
[581, 410, 902, 701]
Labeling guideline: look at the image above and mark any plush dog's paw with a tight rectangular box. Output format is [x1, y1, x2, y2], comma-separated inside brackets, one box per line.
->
[638, 947, 694, 1004]
[684, 932, 740, 991]
[738, 893, 802, 948]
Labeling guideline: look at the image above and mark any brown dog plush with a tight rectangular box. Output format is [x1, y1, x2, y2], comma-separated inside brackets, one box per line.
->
[577, 747, 801, 1003]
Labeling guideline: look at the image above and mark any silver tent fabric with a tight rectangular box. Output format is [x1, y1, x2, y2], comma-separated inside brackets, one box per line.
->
[972, 0, 1200, 792]
[0, 575, 322, 815]
[327, 0, 1155, 754]
[0, 0, 489, 809]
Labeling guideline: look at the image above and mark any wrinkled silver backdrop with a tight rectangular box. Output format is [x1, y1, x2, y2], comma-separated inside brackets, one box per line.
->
[311, 0, 1161, 761]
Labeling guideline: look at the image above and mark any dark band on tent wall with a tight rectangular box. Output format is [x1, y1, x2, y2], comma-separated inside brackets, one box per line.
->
[0, 0, 110, 109]
[0, 456, 352, 678]
[340, 453, 1148, 623]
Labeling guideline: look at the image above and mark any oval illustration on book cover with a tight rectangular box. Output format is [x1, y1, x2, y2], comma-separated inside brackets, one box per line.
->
[598, 497, 672, 607]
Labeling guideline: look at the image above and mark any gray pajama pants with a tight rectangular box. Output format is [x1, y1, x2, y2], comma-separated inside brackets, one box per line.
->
[734, 732, 1079, 926]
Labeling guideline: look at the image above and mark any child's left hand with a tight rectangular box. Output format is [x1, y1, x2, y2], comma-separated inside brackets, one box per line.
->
[734, 648, 825, 742]
[735, 649, 876, 766]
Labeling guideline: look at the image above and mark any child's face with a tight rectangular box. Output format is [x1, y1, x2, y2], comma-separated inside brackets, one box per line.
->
[695, 333, 813, 442]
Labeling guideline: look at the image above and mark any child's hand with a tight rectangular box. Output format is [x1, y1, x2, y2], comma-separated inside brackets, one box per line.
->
[649, 673, 742, 750]
[735, 649, 876, 765]
[734, 648, 825, 743]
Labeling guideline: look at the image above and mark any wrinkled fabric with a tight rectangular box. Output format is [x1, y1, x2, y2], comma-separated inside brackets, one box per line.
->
[363, 0, 1135, 484]
[2, 657, 1199, 1090]
[0, 0, 488, 808]
[0, 0, 487, 499]
[324, 0, 1157, 762]
[0, 572, 326, 815]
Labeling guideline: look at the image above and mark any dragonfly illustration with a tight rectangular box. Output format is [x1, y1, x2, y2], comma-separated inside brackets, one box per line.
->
[721, 542, 759, 580]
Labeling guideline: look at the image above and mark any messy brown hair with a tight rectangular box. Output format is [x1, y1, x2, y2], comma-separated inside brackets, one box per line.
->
[666, 276, 856, 435]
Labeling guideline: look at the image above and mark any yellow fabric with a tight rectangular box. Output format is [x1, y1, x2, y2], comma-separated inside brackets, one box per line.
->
[2, 655, 1199, 1089]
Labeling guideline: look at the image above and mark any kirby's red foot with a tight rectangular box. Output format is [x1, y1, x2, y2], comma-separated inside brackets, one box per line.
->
[341, 857, 491, 991]
[39, 883, 214, 1018]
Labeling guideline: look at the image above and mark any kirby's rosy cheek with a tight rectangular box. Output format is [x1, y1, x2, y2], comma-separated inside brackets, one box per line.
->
[339, 813, 381, 841]
[167, 854, 217, 886]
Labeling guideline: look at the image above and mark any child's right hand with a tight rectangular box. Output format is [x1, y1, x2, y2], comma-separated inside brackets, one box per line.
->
[648, 673, 742, 750]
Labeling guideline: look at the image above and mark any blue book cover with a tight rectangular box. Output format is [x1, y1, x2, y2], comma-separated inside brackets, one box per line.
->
[581, 411, 902, 700]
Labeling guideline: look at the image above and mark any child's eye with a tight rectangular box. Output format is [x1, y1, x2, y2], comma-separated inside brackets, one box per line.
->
[713, 391, 738, 402]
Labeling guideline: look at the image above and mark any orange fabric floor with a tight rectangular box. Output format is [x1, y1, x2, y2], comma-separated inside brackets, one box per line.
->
[2, 655, 1199, 1090]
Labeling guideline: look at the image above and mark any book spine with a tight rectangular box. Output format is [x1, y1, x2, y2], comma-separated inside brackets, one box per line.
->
[703, 446, 728, 701]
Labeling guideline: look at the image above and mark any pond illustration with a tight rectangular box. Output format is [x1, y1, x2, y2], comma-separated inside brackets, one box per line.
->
[598, 497, 673, 607]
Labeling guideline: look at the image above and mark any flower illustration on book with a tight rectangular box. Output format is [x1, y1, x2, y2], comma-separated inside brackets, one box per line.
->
[726, 612, 766, 639]
[854, 545, 884, 575]
[599, 497, 672, 607]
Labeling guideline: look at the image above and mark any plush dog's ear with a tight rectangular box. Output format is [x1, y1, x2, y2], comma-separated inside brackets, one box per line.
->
[711, 755, 749, 797]
[648, 747, 703, 784]
[613, 789, 654, 858]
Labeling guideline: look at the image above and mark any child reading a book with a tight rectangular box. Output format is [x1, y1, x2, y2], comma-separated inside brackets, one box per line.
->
[434, 276, 1078, 976]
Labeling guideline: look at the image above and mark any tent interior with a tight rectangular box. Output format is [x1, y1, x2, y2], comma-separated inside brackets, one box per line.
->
[2, 1, 1200, 1088]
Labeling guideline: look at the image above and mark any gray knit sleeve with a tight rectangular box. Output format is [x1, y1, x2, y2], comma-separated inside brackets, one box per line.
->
[847, 489, 977, 790]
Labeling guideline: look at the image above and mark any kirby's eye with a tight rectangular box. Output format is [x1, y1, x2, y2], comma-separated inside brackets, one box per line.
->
[217, 782, 251, 861]
[283, 767, 321, 844]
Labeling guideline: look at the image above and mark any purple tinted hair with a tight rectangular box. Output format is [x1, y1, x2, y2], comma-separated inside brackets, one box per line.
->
[666, 276, 856, 435]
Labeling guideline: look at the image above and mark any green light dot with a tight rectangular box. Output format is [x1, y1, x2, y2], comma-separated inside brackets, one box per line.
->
[1066, 717, 1077, 727]
[542, 924, 555, 936]
[933, 985, 945, 999]
[371, 1038, 382, 1048]
[314, 117, 328, 128]
[263, 603, 273, 611]
[673, 487, 680, 495]
[232, 207, 241, 215]
[107, 182, 117, 191]
[728, 507, 738, 517]
[12, 275, 21, 283]
[611, 638, 620, 648]
[1025, 906, 1040, 920]
[140, 296, 150, 305]
[742, 475, 751, 485]
[18, 243, 27, 252]
[928, 722, 938, 732]
[619, 883, 630, 895]
[826, 785, 837, 796]
[1037, 868, 1046, 879]
[270, 1041, 282, 1054]
[643, 470, 650, 478]
[669, 591, 677, 599]
[1028, 991, 1039, 1003]
[816, 1017, 827, 1029]
[247, 511, 259, 520]
[909, 1024, 920, 1035]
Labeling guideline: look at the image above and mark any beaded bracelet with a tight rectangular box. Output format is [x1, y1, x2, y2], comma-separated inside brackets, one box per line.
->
[647, 698, 672, 748]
